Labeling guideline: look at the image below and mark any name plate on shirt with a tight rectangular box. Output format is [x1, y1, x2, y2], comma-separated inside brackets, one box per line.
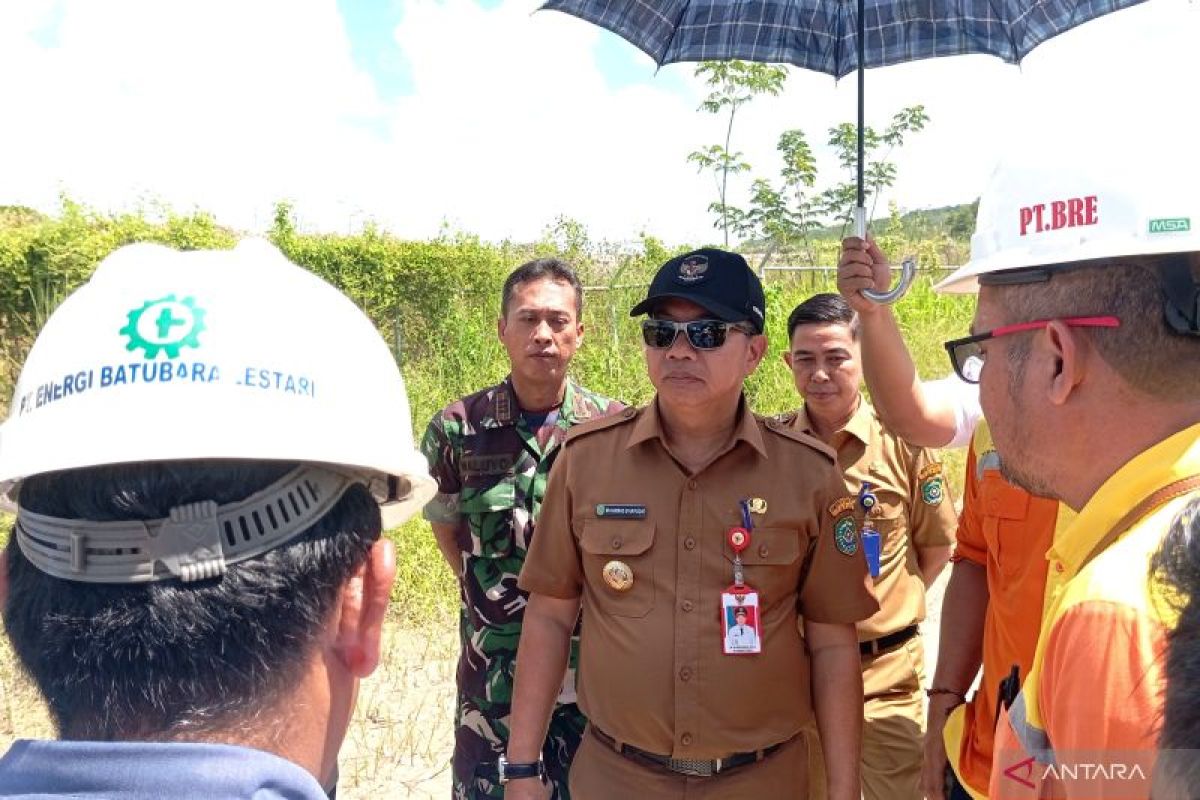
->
[462, 454, 515, 476]
[595, 504, 647, 519]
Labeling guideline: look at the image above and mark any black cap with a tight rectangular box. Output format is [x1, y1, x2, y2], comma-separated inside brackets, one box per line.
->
[629, 248, 766, 333]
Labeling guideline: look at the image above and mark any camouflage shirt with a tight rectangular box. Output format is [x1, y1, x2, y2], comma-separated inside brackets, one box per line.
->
[421, 377, 623, 798]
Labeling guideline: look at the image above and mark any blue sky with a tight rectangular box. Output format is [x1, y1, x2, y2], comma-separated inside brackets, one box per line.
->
[1, 0, 1197, 246]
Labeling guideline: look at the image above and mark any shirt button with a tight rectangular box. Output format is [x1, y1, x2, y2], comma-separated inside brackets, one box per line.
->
[1055, 562, 1064, 573]
[684, 537, 696, 550]
[680, 732, 693, 746]
[679, 667, 692, 681]
[611, 538, 623, 550]
[758, 544, 770, 558]
[687, 479, 698, 490]
[682, 600, 694, 612]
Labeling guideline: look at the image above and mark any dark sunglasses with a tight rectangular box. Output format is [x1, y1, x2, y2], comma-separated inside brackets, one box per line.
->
[641, 318, 756, 350]
[943, 315, 1120, 384]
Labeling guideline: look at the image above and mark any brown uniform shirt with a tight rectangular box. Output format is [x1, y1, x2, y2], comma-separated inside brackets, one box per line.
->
[792, 399, 957, 641]
[519, 398, 878, 760]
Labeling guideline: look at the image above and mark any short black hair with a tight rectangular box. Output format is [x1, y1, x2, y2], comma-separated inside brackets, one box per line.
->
[500, 258, 583, 318]
[3, 460, 380, 740]
[786, 293, 860, 341]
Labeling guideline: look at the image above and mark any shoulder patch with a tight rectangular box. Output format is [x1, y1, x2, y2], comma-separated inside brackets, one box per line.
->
[761, 415, 836, 462]
[565, 406, 638, 443]
[917, 462, 943, 481]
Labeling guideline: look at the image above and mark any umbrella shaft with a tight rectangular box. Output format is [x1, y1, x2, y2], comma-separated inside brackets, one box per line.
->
[857, 0, 865, 211]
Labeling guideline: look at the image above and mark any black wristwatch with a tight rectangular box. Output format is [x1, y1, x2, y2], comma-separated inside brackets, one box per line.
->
[498, 754, 546, 784]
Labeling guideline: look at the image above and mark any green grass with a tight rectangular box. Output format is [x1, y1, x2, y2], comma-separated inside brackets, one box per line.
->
[388, 520, 458, 625]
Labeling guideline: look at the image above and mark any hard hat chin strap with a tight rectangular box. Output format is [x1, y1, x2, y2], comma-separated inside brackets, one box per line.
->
[1159, 255, 1200, 336]
[14, 465, 368, 584]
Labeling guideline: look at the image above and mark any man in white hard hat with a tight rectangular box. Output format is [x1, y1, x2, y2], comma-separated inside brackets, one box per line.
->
[935, 127, 1200, 798]
[837, 238, 1067, 800]
[0, 240, 435, 799]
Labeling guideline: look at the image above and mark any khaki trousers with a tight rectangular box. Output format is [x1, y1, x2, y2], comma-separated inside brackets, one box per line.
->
[860, 635, 926, 800]
[569, 726, 810, 800]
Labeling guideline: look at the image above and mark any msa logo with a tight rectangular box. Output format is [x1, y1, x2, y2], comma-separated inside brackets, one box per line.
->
[1149, 217, 1191, 233]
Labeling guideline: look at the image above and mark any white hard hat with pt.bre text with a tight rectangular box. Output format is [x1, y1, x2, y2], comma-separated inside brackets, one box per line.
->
[937, 124, 1200, 294]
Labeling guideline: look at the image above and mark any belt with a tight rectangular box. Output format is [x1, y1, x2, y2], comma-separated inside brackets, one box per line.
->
[589, 726, 785, 778]
[859, 624, 919, 657]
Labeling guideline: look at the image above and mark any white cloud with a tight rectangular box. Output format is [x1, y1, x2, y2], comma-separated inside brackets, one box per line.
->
[0, 0, 385, 230]
[0, 0, 1197, 247]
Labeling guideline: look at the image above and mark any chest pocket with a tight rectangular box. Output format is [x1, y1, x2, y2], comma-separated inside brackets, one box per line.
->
[980, 471, 1030, 578]
[458, 473, 521, 558]
[866, 495, 909, 564]
[739, 527, 802, 600]
[580, 521, 656, 618]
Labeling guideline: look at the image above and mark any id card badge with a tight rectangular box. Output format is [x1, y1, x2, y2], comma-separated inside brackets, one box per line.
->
[721, 586, 762, 655]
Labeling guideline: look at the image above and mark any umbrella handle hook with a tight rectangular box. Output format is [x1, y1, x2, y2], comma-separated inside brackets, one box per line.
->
[861, 257, 916, 305]
[853, 207, 916, 304]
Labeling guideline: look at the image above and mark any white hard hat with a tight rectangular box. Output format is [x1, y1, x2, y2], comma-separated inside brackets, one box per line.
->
[937, 125, 1200, 294]
[0, 239, 435, 534]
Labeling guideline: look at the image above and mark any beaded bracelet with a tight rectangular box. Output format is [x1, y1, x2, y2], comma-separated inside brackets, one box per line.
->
[925, 687, 968, 704]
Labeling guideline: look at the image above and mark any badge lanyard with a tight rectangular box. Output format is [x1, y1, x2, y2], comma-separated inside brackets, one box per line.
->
[722, 499, 762, 655]
[859, 482, 882, 578]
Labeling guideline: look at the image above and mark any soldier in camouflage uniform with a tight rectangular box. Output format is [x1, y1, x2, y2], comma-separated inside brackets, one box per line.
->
[421, 259, 623, 799]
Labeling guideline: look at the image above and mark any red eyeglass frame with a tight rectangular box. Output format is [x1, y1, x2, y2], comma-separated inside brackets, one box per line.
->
[943, 315, 1121, 384]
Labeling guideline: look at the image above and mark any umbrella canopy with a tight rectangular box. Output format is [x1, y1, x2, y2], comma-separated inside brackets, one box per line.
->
[541, 0, 1146, 78]
[542, 0, 1148, 302]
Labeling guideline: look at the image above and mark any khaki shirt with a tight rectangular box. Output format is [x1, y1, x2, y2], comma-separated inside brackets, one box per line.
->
[520, 398, 878, 759]
[792, 399, 957, 641]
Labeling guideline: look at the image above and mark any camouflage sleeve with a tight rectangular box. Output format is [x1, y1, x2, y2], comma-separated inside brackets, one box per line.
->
[420, 411, 463, 525]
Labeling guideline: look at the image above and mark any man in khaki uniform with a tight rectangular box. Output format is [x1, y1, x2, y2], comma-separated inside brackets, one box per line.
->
[503, 249, 878, 800]
[783, 293, 956, 800]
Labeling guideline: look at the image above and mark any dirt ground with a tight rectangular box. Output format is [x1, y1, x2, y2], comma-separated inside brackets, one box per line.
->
[1, 571, 953, 800]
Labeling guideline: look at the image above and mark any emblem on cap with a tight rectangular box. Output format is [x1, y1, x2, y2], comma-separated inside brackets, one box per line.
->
[676, 255, 709, 283]
[603, 560, 634, 591]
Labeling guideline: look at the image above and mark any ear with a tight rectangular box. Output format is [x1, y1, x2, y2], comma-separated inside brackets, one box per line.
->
[496, 315, 507, 343]
[333, 538, 397, 678]
[782, 351, 793, 369]
[1043, 321, 1085, 407]
[575, 318, 584, 346]
[746, 334, 769, 373]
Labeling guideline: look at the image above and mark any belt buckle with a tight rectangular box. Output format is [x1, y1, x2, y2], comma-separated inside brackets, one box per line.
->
[670, 758, 715, 777]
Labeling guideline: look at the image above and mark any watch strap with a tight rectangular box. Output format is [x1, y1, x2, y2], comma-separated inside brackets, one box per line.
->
[500, 757, 544, 782]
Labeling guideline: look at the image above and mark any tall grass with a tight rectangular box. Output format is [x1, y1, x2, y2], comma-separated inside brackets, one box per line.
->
[0, 207, 977, 629]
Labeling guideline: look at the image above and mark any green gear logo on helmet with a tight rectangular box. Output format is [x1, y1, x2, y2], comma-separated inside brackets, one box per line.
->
[120, 295, 206, 359]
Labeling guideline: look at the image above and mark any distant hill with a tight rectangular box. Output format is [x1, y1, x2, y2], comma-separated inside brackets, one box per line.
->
[740, 199, 979, 251]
